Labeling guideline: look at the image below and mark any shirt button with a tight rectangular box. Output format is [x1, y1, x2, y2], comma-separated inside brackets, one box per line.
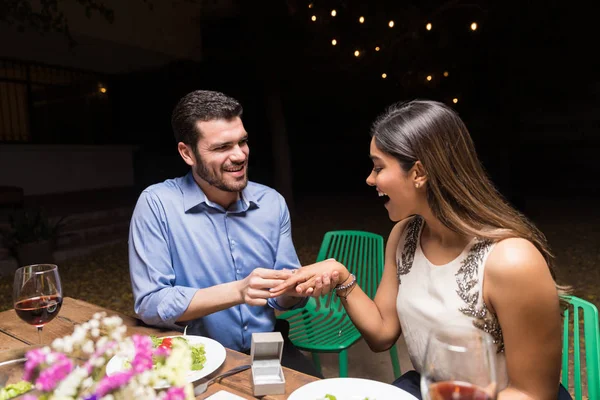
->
[244, 325, 248, 331]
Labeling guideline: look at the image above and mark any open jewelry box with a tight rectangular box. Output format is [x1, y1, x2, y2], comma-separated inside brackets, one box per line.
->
[250, 332, 286, 396]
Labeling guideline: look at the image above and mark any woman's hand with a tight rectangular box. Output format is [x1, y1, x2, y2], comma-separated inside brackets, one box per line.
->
[270, 259, 349, 298]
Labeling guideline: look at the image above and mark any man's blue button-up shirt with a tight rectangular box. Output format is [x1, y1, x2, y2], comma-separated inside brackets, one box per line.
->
[129, 172, 305, 351]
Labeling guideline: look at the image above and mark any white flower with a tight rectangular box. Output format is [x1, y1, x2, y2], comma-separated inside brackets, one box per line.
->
[52, 338, 65, 350]
[82, 339, 95, 355]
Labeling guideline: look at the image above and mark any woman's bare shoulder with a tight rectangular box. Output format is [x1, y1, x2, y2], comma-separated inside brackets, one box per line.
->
[485, 237, 551, 286]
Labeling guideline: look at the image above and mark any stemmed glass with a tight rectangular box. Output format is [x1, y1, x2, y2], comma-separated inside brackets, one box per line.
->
[421, 325, 498, 400]
[13, 264, 63, 344]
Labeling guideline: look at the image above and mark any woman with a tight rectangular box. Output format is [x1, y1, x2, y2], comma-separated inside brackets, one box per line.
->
[271, 100, 570, 399]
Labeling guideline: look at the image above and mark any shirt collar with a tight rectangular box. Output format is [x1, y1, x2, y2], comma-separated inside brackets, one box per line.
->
[182, 171, 259, 213]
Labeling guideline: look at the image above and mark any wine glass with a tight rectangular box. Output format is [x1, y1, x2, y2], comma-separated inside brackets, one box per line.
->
[13, 264, 63, 344]
[421, 324, 498, 400]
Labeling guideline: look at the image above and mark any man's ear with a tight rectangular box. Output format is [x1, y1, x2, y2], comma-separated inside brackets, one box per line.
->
[412, 161, 428, 188]
[177, 142, 196, 167]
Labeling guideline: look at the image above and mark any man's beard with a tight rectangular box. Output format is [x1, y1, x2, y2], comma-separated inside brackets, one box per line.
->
[194, 155, 248, 193]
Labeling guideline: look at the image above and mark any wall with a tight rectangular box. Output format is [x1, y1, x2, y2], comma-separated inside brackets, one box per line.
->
[0, 145, 136, 195]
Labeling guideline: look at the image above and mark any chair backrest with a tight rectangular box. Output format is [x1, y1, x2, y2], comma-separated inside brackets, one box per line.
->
[561, 295, 600, 400]
[314, 230, 385, 314]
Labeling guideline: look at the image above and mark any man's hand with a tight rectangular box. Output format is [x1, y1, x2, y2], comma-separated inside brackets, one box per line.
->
[239, 268, 294, 306]
[270, 259, 349, 298]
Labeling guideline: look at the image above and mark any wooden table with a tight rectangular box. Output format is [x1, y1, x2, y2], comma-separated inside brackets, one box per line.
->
[0, 297, 318, 399]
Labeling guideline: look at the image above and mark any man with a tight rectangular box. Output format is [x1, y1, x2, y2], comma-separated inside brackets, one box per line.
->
[128, 89, 331, 377]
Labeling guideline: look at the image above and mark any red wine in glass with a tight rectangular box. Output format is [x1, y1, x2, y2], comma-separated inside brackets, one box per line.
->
[13, 264, 63, 344]
[14, 295, 63, 326]
[429, 381, 493, 400]
[421, 325, 498, 400]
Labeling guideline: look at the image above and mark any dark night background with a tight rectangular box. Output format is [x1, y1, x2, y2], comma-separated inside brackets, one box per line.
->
[1, 0, 596, 204]
[0, 0, 599, 387]
[0, 0, 598, 296]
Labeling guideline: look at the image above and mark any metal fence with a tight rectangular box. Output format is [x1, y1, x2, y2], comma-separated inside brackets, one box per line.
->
[0, 58, 111, 144]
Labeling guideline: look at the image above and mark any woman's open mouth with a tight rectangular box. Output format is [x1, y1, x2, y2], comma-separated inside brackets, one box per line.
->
[378, 191, 390, 205]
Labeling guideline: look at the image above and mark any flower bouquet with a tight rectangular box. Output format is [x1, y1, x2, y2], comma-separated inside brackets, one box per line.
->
[16, 312, 195, 400]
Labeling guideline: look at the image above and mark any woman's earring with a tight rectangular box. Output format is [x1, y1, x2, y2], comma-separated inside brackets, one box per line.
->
[415, 183, 421, 188]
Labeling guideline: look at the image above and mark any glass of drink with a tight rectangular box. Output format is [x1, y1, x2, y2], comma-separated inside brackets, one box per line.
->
[13, 264, 63, 344]
[421, 325, 498, 400]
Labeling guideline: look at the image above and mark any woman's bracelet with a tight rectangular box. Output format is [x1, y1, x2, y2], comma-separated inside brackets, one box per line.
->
[337, 282, 357, 300]
[334, 273, 356, 292]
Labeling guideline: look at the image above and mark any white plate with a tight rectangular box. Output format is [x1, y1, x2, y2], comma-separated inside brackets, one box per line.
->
[106, 335, 226, 388]
[205, 390, 247, 400]
[288, 377, 418, 400]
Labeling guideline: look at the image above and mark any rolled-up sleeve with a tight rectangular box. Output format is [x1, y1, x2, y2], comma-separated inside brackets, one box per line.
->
[128, 191, 197, 327]
[267, 194, 308, 311]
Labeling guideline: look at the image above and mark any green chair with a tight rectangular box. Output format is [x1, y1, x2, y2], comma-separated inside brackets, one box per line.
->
[561, 295, 600, 400]
[278, 230, 401, 378]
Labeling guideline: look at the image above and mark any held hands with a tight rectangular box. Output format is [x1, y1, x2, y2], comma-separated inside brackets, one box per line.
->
[270, 259, 349, 298]
[239, 268, 294, 306]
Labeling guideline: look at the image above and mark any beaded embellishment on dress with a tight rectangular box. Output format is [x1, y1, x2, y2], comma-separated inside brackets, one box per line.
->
[455, 238, 505, 353]
[397, 216, 424, 283]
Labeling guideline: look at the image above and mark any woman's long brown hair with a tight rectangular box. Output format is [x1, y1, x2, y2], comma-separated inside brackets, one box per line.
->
[371, 100, 568, 297]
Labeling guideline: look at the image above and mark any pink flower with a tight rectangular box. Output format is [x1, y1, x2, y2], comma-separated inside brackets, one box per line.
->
[164, 386, 186, 400]
[95, 371, 134, 397]
[35, 353, 73, 392]
[131, 335, 153, 373]
[23, 348, 47, 381]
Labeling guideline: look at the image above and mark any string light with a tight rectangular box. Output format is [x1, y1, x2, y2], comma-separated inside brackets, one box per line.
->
[388, 20, 395, 28]
[311, 15, 317, 22]
[308, 2, 313, 8]
[443, 71, 449, 77]
[354, 50, 360, 57]
[470, 22, 478, 31]
[381, 73, 387, 79]
[359, 16, 365, 23]
[426, 75, 433, 82]
[332, 39, 337, 45]
[375, 46, 380, 51]
[99, 87, 107, 94]
[331, 9, 337, 17]
[453, 98, 459, 104]
[426, 22, 432, 31]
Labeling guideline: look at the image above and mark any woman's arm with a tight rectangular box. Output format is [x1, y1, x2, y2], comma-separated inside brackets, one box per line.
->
[271, 219, 410, 352]
[339, 220, 408, 351]
[485, 238, 562, 400]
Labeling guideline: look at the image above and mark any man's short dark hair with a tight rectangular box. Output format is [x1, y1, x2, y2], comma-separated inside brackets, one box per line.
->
[171, 90, 243, 145]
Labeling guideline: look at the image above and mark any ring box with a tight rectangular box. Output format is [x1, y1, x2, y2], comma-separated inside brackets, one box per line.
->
[250, 332, 285, 396]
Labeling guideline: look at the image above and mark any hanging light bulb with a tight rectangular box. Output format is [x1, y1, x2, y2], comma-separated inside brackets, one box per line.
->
[331, 9, 337, 17]
[443, 71, 449, 77]
[359, 16, 365, 23]
[426, 75, 433, 81]
[311, 15, 317, 22]
[453, 98, 459, 104]
[375, 46, 380, 51]
[471, 22, 478, 31]
[331, 39, 337, 46]
[354, 50, 360, 57]
[382, 73, 387, 79]
[308, 2, 313, 8]
[388, 20, 395, 28]
[426, 22, 432, 31]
